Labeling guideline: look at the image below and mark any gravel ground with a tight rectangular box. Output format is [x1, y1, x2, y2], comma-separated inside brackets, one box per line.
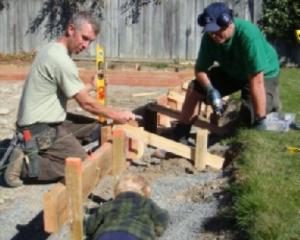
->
[0, 80, 234, 240]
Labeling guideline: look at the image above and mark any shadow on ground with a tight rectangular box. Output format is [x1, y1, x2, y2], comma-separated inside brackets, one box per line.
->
[11, 211, 50, 240]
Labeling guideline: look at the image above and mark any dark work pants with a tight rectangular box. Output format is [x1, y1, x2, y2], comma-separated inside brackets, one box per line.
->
[190, 67, 281, 126]
[23, 113, 100, 181]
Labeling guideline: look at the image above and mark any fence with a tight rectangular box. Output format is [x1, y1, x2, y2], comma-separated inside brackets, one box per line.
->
[1, 0, 299, 64]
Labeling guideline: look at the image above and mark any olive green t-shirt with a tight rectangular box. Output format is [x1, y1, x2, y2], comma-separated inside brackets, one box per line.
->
[17, 42, 84, 126]
[195, 18, 279, 81]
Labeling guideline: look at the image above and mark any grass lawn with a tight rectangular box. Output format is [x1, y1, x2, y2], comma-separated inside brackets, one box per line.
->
[232, 68, 300, 239]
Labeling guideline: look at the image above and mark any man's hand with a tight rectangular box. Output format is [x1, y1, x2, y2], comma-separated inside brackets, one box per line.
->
[110, 111, 136, 124]
[253, 116, 267, 130]
[206, 87, 223, 115]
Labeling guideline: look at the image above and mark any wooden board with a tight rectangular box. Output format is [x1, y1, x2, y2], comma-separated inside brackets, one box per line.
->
[43, 142, 113, 233]
[194, 129, 207, 170]
[148, 103, 230, 135]
[65, 158, 84, 240]
[114, 124, 224, 170]
[43, 183, 68, 233]
[114, 124, 192, 159]
[112, 129, 126, 176]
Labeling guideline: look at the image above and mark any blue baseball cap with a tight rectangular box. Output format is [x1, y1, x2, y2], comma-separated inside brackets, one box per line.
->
[199, 2, 232, 32]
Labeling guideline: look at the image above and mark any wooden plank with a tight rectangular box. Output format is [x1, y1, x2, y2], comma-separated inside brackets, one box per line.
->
[100, 122, 143, 161]
[127, 121, 145, 160]
[167, 90, 185, 111]
[132, 91, 159, 97]
[157, 94, 168, 106]
[148, 103, 229, 135]
[114, 124, 224, 170]
[43, 143, 113, 234]
[112, 129, 126, 176]
[194, 129, 207, 170]
[157, 113, 172, 127]
[82, 143, 113, 199]
[206, 153, 224, 170]
[182, 80, 190, 91]
[157, 94, 172, 127]
[167, 99, 178, 110]
[167, 90, 185, 104]
[128, 138, 145, 160]
[65, 158, 84, 240]
[114, 124, 192, 159]
[43, 183, 68, 233]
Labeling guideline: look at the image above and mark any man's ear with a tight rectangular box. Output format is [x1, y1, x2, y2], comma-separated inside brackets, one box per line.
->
[66, 24, 76, 37]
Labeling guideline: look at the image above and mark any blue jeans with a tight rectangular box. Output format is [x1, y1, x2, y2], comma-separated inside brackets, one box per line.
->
[97, 231, 138, 240]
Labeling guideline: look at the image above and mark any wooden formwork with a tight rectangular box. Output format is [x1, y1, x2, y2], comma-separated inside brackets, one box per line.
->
[43, 124, 224, 239]
[156, 80, 216, 128]
[43, 129, 127, 238]
[43, 80, 228, 239]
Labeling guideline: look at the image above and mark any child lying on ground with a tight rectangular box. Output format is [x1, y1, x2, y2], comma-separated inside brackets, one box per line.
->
[85, 173, 169, 240]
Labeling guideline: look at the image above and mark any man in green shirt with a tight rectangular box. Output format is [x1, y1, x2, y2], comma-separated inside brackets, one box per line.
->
[174, 2, 281, 143]
[4, 11, 136, 187]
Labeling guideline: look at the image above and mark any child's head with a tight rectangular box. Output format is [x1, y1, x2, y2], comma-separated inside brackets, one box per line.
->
[114, 173, 151, 198]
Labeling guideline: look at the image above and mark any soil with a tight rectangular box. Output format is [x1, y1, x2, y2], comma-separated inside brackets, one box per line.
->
[0, 62, 239, 240]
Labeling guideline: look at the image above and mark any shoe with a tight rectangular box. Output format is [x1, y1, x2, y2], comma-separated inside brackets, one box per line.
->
[4, 146, 24, 187]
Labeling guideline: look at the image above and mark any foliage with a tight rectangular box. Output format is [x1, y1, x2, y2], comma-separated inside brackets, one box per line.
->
[120, 0, 161, 24]
[258, 0, 300, 43]
[0, 0, 8, 11]
[27, 0, 105, 39]
[25, 0, 161, 39]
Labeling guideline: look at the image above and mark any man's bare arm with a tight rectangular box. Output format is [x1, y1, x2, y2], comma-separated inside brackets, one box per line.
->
[74, 88, 135, 123]
[195, 71, 212, 88]
[249, 71, 266, 118]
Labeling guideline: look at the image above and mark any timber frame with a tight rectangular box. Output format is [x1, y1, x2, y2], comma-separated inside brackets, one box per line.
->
[43, 80, 226, 239]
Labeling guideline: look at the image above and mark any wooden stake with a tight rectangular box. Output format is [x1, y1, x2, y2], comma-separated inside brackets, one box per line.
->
[194, 129, 208, 170]
[65, 158, 84, 240]
[112, 129, 126, 177]
[148, 103, 229, 135]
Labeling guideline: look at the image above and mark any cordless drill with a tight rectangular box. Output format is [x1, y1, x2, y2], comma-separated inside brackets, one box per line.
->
[206, 85, 224, 116]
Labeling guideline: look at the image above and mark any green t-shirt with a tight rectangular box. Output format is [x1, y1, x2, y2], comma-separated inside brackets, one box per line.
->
[17, 42, 84, 126]
[195, 18, 279, 81]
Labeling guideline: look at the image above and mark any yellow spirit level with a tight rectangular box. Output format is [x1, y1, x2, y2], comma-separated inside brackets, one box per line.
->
[296, 29, 300, 44]
[96, 44, 106, 123]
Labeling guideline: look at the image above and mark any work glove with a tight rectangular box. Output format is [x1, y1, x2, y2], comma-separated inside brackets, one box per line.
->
[206, 86, 223, 116]
[253, 113, 291, 132]
[253, 116, 268, 130]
